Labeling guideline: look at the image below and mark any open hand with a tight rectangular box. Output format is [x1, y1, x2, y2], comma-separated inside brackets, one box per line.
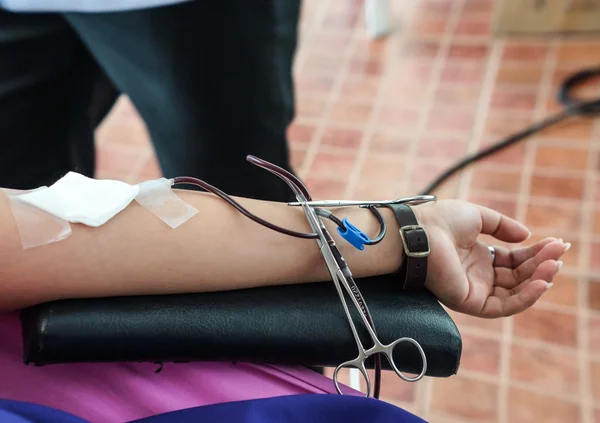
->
[414, 200, 568, 318]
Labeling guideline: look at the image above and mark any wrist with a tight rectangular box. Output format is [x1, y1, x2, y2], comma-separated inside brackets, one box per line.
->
[412, 200, 435, 227]
[377, 207, 405, 274]
[412, 202, 436, 290]
[383, 202, 434, 291]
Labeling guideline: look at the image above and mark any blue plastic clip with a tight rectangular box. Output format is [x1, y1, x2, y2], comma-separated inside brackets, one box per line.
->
[337, 218, 370, 251]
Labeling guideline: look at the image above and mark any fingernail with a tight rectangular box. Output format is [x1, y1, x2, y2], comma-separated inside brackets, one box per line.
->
[557, 260, 564, 269]
[558, 238, 563, 243]
[526, 230, 532, 240]
[564, 242, 571, 252]
[546, 283, 554, 290]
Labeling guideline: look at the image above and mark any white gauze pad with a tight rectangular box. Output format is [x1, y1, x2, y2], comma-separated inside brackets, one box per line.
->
[2, 188, 73, 250]
[135, 178, 198, 229]
[5, 173, 196, 250]
[17, 172, 139, 227]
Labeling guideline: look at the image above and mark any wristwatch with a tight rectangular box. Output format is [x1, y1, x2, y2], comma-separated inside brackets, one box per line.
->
[384, 204, 430, 291]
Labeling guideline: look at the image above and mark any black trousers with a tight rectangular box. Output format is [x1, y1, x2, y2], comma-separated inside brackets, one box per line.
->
[0, 1, 300, 201]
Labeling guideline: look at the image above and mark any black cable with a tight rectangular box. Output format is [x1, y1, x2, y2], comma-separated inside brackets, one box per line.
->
[326, 212, 345, 229]
[363, 206, 386, 246]
[420, 67, 600, 196]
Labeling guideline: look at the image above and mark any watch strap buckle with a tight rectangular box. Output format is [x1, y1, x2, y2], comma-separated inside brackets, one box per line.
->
[399, 225, 430, 258]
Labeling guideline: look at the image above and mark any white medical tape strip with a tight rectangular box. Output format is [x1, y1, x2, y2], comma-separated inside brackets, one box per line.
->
[1, 188, 73, 250]
[134, 178, 199, 229]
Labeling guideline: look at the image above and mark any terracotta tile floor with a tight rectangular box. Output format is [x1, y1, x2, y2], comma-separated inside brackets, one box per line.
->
[96, 0, 600, 422]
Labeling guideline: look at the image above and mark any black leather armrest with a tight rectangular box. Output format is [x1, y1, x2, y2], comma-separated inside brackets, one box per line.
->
[20, 274, 462, 377]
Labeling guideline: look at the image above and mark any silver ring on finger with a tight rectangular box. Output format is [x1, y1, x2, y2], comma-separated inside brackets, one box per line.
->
[488, 245, 496, 264]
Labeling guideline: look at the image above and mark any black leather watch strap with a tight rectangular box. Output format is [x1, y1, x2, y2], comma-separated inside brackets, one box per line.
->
[384, 204, 430, 291]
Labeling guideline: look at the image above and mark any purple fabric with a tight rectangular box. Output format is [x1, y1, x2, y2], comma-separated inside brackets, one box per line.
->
[0, 394, 427, 423]
[0, 313, 360, 422]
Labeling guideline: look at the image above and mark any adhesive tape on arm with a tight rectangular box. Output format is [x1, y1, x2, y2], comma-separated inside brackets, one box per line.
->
[17, 172, 139, 227]
[2, 187, 73, 250]
[135, 178, 199, 229]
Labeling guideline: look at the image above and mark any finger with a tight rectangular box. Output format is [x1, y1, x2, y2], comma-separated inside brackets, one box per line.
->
[476, 205, 531, 243]
[511, 242, 566, 283]
[481, 260, 560, 318]
[493, 242, 565, 288]
[492, 237, 559, 268]
[490, 285, 512, 300]
[480, 279, 550, 318]
[512, 259, 561, 294]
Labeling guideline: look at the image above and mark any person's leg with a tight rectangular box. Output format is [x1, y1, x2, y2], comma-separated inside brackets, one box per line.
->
[0, 9, 118, 189]
[63, 0, 301, 201]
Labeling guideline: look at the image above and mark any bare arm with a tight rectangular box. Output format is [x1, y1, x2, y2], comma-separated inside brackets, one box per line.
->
[0, 190, 404, 311]
[0, 189, 567, 317]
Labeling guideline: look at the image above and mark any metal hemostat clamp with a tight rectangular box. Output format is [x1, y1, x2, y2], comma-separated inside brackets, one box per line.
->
[286, 195, 437, 208]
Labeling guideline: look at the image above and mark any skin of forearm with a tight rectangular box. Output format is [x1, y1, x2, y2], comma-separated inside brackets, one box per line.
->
[0, 190, 404, 311]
